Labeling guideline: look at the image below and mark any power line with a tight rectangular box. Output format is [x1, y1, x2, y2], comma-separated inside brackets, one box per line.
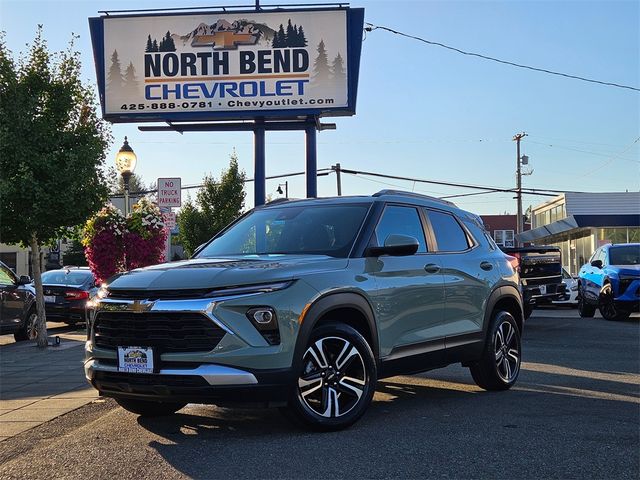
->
[364, 23, 640, 93]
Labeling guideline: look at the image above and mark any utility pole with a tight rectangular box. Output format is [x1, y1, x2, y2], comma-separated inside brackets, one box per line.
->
[332, 163, 342, 196]
[513, 132, 527, 245]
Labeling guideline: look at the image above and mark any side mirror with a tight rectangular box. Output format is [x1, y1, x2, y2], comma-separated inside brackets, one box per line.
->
[590, 259, 603, 269]
[365, 234, 420, 257]
[18, 275, 32, 285]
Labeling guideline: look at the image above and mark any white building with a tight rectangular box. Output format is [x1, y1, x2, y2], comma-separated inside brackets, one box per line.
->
[517, 192, 640, 275]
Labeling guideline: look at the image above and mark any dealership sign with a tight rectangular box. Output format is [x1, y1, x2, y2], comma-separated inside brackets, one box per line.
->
[89, 8, 364, 122]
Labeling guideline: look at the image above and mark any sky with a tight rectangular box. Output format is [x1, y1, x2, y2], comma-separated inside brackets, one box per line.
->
[1, 0, 638, 215]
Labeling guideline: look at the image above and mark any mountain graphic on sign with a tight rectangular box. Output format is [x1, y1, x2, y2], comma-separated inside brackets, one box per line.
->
[172, 19, 276, 50]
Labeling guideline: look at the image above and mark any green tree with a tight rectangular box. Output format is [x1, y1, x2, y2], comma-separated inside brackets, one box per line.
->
[177, 153, 246, 256]
[0, 28, 111, 347]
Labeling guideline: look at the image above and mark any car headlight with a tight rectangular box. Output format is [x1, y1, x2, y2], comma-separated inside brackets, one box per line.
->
[207, 281, 294, 298]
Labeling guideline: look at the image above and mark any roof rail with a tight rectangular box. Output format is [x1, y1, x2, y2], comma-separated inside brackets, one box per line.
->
[373, 189, 456, 207]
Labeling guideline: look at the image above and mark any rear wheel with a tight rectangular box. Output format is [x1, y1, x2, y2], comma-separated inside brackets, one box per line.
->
[599, 284, 630, 321]
[115, 398, 186, 417]
[469, 310, 521, 391]
[286, 323, 377, 431]
[14, 310, 38, 342]
[577, 285, 596, 318]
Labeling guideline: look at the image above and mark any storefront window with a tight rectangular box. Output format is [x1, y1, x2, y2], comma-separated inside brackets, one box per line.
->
[596, 227, 631, 246]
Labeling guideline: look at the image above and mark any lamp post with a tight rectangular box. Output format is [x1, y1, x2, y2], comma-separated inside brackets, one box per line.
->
[276, 181, 289, 198]
[115, 136, 137, 216]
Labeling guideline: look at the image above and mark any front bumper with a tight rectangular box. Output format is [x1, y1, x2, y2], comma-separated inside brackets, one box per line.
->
[84, 358, 292, 405]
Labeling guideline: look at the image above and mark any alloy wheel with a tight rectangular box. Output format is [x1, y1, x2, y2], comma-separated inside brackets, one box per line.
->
[27, 313, 38, 340]
[494, 321, 520, 383]
[600, 284, 619, 320]
[298, 336, 367, 418]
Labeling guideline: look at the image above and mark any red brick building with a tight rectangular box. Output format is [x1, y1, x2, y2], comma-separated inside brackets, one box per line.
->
[480, 215, 530, 248]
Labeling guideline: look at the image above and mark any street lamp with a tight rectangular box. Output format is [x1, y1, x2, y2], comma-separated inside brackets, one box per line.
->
[115, 136, 137, 216]
[276, 181, 289, 198]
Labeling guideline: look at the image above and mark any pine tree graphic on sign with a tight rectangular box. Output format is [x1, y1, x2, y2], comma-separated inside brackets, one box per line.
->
[312, 40, 331, 84]
[107, 50, 124, 91]
[123, 62, 139, 91]
[331, 53, 346, 84]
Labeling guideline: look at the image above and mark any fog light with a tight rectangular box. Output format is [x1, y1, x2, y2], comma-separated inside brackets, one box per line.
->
[246, 307, 280, 345]
[253, 309, 274, 324]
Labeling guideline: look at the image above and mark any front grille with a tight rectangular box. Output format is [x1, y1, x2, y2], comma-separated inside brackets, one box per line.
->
[94, 312, 225, 353]
[93, 371, 210, 396]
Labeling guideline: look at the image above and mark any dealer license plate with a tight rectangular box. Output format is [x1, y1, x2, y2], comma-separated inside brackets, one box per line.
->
[44, 295, 56, 303]
[539, 285, 547, 295]
[117, 346, 154, 374]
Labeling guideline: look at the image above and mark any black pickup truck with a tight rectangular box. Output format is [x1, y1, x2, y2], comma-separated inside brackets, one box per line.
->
[502, 245, 566, 319]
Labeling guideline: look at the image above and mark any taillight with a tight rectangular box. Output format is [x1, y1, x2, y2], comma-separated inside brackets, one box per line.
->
[505, 254, 520, 272]
[65, 290, 89, 301]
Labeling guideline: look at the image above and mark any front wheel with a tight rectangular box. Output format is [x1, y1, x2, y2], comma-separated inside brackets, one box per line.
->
[469, 311, 521, 391]
[577, 285, 596, 318]
[115, 398, 186, 417]
[599, 284, 630, 321]
[14, 310, 38, 342]
[286, 323, 377, 431]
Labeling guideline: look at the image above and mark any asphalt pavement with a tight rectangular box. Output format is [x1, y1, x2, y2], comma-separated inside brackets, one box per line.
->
[0, 309, 638, 479]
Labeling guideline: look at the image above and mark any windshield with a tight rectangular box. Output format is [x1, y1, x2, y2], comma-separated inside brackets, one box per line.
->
[609, 245, 640, 266]
[41, 270, 93, 286]
[197, 204, 370, 258]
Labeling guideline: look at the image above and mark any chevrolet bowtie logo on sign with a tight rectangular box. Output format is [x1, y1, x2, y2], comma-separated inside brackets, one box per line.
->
[89, 7, 364, 122]
[186, 20, 261, 49]
[194, 30, 257, 49]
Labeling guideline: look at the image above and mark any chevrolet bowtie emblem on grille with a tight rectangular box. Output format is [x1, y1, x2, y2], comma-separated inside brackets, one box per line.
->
[130, 300, 154, 313]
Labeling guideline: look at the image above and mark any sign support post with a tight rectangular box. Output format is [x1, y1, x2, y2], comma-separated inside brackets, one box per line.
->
[305, 124, 317, 198]
[254, 123, 266, 206]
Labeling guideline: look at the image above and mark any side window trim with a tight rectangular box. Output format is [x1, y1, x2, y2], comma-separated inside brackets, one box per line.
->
[423, 207, 478, 254]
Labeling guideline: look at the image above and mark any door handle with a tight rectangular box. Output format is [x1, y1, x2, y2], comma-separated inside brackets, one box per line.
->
[480, 261, 494, 271]
[424, 263, 440, 274]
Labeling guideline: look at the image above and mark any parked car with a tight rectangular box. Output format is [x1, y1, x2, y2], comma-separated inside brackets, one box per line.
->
[552, 268, 578, 306]
[0, 261, 37, 341]
[578, 243, 640, 321]
[41, 267, 98, 325]
[501, 245, 566, 318]
[85, 190, 524, 431]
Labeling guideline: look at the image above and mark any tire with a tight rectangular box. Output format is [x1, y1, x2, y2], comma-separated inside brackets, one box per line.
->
[14, 310, 38, 342]
[285, 323, 377, 431]
[115, 398, 186, 417]
[469, 310, 521, 391]
[599, 283, 631, 321]
[577, 285, 596, 318]
[523, 304, 533, 320]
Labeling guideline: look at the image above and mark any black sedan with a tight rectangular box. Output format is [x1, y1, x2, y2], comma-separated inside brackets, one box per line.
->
[41, 268, 98, 325]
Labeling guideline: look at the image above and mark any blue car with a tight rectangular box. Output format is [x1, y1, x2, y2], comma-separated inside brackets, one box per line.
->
[578, 243, 640, 320]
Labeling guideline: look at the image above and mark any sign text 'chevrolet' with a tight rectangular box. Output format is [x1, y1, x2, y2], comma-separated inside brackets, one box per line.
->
[89, 7, 364, 122]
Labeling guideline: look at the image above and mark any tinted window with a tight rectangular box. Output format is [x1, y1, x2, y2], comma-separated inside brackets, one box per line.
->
[427, 210, 470, 252]
[373, 206, 427, 253]
[41, 270, 93, 286]
[609, 245, 640, 265]
[198, 204, 370, 258]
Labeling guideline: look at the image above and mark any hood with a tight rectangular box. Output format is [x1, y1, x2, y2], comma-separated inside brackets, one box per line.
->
[107, 255, 349, 290]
